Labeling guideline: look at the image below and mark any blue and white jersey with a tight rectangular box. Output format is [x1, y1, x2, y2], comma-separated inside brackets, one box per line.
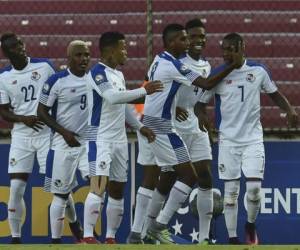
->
[200, 59, 277, 146]
[176, 53, 211, 134]
[0, 57, 55, 138]
[86, 62, 127, 143]
[143, 51, 201, 133]
[39, 69, 89, 149]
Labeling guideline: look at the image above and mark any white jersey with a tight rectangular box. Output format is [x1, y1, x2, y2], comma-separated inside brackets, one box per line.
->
[87, 62, 127, 143]
[0, 57, 55, 138]
[143, 51, 202, 133]
[39, 69, 89, 149]
[176, 53, 211, 134]
[200, 59, 277, 146]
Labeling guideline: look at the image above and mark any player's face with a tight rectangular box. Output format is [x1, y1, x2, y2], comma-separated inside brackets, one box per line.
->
[187, 27, 206, 55]
[221, 39, 236, 64]
[69, 45, 90, 75]
[114, 40, 128, 66]
[2, 36, 27, 61]
[172, 30, 190, 55]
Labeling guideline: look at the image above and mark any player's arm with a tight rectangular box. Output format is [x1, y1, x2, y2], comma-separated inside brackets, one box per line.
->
[125, 104, 155, 143]
[37, 103, 81, 147]
[268, 91, 298, 128]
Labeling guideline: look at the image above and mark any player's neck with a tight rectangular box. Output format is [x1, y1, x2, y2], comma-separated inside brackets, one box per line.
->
[69, 68, 85, 77]
[188, 51, 201, 61]
[166, 49, 181, 59]
[100, 57, 117, 69]
[11, 57, 28, 71]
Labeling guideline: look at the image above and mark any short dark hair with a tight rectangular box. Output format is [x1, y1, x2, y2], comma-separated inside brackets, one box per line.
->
[99, 31, 125, 52]
[223, 33, 244, 46]
[185, 18, 205, 31]
[162, 23, 185, 48]
[1, 32, 17, 51]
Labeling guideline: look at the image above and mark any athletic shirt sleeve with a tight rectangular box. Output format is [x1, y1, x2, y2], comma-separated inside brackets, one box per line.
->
[0, 80, 10, 105]
[260, 66, 278, 94]
[39, 74, 60, 107]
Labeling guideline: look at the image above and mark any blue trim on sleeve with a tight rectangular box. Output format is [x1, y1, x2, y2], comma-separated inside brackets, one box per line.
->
[30, 58, 56, 72]
[0, 65, 12, 74]
[246, 59, 273, 80]
[162, 81, 181, 120]
[215, 94, 222, 129]
[90, 63, 108, 85]
[159, 52, 192, 77]
[43, 69, 69, 95]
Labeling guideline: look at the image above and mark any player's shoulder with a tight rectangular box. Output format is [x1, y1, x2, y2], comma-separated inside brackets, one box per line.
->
[30, 57, 56, 71]
[245, 59, 271, 75]
[46, 69, 69, 86]
[89, 63, 109, 84]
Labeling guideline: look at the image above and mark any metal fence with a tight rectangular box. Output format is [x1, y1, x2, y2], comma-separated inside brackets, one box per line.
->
[0, 0, 299, 134]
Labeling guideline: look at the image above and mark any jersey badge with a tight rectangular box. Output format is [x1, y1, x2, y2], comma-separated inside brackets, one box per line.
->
[246, 73, 256, 83]
[31, 71, 41, 81]
[94, 74, 105, 85]
[225, 79, 232, 84]
[11, 80, 17, 85]
[42, 83, 50, 94]
[179, 64, 191, 75]
[70, 88, 76, 93]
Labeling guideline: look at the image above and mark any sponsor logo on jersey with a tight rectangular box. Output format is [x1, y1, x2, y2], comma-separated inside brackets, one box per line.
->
[42, 83, 50, 94]
[95, 74, 105, 85]
[11, 80, 17, 85]
[225, 79, 232, 84]
[31, 71, 41, 81]
[70, 88, 76, 93]
[246, 73, 256, 82]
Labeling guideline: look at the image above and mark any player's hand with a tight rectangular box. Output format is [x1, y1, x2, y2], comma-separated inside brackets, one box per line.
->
[22, 115, 45, 132]
[140, 126, 156, 143]
[231, 41, 244, 68]
[62, 129, 81, 147]
[287, 110, 298, 128]
[143, 81, 163, 95]
[176, 107, 189, 122]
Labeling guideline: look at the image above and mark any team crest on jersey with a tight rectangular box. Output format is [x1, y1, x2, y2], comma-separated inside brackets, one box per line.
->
[99, 161, 107, 169]
[218, 164, 225, 173]
[42, 83, 50, 94]
[246, 73, 256, 83]
[179, 64, 191, 74]
[31, 71, 41, 81]
[95, 74, 105, 85]
[54, 179, 63, 188]
[9, 158, 17, 166]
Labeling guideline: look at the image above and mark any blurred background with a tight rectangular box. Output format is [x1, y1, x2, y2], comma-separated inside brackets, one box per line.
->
[0, 0, 299, 135]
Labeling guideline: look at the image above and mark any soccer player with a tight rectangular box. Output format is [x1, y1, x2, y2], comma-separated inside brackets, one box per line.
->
[127, 19, 215, 244]
[142, 23, 243, 244]
[37, 40, 91, 243]
[0, 33, 55, 244]
[83, 31, 163, 244]
[200, 33, 298, 245]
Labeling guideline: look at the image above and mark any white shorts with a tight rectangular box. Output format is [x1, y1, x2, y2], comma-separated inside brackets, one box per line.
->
[88, 141, 128, 182]
[44, 145, 89, 194]
[218, 143, 265, 180]
[8, 135, 50, 174]
[137, 131, 156, 166]
[148, 132, 190, 167]
[180, 132, 212, 163]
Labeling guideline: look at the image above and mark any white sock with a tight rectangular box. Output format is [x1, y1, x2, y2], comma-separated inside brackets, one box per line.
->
[131, 187, 153, 234]
[50, 195, 68, 239]
[106, 197, 124, 239]
[84, 192, 102, 238]
[65, 194, 77, 223]
[246, 181, 261, 223]
[142, 189, 166, 237]
[224, 203, 238, 238]
[8, 179, 26, 238]
[197, 188, 213, 242]
[156, 181, 192, 225]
